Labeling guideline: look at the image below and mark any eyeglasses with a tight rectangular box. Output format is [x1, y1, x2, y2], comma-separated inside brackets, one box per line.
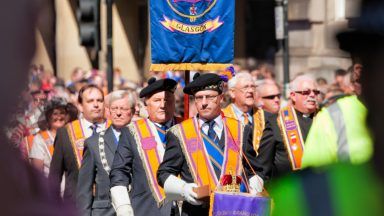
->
[294, 89, 321, 96]
[261, 94, 281, 100]
[194, 94, 218, 102]
[110, 106, 131, 113]
[234, 85, 256, 93]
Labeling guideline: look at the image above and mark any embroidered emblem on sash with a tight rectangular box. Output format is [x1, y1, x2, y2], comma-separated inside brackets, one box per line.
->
[176, 117, 243, 191]
[277, 106, 305, 170]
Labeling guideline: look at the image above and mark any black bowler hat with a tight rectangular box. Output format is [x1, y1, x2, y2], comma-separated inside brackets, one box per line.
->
[139, 77, 177, 98]
[183, 73, 224, 95]
[337, 0, 384, 53]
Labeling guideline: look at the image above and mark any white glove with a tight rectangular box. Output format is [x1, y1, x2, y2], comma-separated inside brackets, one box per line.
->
[164, 175, 203, 206]
[249, 175, 264, 195]
[110, 186, 134, 216]
[116, 205, 134, 216]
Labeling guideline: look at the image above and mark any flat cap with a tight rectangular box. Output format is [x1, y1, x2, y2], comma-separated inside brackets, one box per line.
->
[183, 73, 224, 95]
[139, 77, 177, 98]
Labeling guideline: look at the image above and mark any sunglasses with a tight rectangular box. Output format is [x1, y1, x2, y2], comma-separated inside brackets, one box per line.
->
[261, 94, 281, 100]
[295, 89, 321, 96]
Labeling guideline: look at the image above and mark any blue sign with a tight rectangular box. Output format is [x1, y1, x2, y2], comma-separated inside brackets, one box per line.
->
[149, 0, 235, 71]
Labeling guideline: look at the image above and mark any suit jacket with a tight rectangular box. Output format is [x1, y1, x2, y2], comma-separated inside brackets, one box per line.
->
[110, 122, 173, 216]
[157, 118, 259, 216]
[76, 126, 118, 216]
[48, 126, 80, 202]
[256, 111, 313, 181]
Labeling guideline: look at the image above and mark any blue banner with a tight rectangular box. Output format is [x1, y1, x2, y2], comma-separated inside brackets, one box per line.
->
[149, 0, 234, 71]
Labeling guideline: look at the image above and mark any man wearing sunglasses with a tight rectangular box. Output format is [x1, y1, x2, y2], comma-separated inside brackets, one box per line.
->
[255, 75, 319, 182]
[223, 72, 265, 153]
[256, 80, 281, 114]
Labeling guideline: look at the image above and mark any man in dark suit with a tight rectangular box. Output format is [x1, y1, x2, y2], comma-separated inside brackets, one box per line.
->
[76, 90, 135, 216]
[157, 73, 263, 216]
[256, 75, 319, 183]
[49, 84, 108, 202]
[110, 78, 180, 216]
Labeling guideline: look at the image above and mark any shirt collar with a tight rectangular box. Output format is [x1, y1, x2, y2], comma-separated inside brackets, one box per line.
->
[232, 104, 252, 116]
[152, 119, 173, 129]
[112, 126, 121, 141]
[81, 117, 107, 130]
[198, 114, 223, 130]
[232, 104, 253, 123]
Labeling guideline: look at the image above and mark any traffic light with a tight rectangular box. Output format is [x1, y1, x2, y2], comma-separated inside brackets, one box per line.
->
[77, 0, 100, 50]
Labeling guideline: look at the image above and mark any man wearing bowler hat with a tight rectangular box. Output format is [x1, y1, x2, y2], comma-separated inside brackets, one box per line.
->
[110, 77, 181, 216]
[157, 73, 264, 215]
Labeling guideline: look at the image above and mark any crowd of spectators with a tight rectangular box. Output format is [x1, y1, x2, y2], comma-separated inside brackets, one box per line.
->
[7, 60, 361, 160]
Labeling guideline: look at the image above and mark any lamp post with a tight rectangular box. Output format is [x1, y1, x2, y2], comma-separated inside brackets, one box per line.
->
[106, 0, 114, 93]
[275, 0, 290, 98]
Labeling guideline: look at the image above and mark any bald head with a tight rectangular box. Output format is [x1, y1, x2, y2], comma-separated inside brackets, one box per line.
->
[257, 80, 281, 114]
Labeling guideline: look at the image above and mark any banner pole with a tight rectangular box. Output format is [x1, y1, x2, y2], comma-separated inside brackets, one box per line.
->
[184, 70, 190, 120]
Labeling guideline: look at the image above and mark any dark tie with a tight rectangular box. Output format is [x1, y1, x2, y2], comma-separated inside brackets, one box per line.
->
[90, 124, 98, 135]
[204, 120, 222, 177]
[156, 124, 168, 144]
[207, 121, 219, 144]
[161, 124, 168, 132]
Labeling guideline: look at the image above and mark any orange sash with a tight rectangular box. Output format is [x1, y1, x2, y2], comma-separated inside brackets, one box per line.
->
[40, 130, 54, 157]
[132, 119, 166, 204]
[177, 117, 243, 191]
[67, 120, 86, 168]
[222, 105, 265, 153]
[252, 109, 265, 154]
[277, 106, 305, 170]
[67, 120, 112, 168]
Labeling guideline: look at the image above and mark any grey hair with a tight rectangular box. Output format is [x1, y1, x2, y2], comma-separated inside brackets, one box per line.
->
[108, 90, 136, 110]
[289, 74, 316, 92]
[227, 72, 254, 89]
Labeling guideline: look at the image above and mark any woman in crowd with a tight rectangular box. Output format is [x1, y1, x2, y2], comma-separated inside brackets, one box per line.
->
[29, 98, 78, 176]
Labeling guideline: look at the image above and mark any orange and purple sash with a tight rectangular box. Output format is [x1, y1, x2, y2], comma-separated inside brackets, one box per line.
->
[177, 117, 243, 191]
[277, 106, 305, 170]
[132, 118, 166, 204]
[222, 105, 265, 153]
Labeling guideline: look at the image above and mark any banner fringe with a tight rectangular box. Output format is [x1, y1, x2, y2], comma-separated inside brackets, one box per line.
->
[150, 63, 232, 71]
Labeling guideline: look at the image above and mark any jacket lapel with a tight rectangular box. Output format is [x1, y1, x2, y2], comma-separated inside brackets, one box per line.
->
[103, 127, 118, 165]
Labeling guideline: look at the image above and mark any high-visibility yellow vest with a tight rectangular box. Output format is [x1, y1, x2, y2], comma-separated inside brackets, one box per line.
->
[302, 95, 373, 168]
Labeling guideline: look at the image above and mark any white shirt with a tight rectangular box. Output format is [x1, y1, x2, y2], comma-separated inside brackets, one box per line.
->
[232, 104, 253, 124]
[112, 127, 121, 144]
[80, 117, 108, 138]
[198, 115, 224, 138]
[29, 131, 54, 177]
